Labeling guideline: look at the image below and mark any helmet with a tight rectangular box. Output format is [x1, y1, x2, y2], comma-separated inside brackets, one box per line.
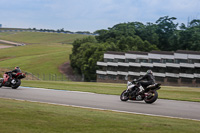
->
[147, 70, 153, 74]
[15, 67, 19, 69]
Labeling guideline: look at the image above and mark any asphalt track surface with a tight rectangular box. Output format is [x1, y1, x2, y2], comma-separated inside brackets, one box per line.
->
[0, 39, 22, 46]
[1, 86, 200, 121]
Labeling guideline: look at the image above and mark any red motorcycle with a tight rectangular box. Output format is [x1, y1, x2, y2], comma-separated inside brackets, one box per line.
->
[0, 72, 26, 89]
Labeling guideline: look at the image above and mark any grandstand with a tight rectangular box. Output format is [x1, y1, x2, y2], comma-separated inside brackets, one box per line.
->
[96, 50, 200, 87]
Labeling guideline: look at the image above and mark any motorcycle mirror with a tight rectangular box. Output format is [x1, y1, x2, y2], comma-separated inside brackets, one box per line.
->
[125, 75, 128, 80]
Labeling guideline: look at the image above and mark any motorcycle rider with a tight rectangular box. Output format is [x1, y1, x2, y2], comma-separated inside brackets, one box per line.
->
[12, 66, 21, 73]
[6, 66, 21, 82]
[134, 70, 155, 94]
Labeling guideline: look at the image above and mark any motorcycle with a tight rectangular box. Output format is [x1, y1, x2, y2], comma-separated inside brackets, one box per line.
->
[120, 79, 161, 104]
[0, 72, 26, 89]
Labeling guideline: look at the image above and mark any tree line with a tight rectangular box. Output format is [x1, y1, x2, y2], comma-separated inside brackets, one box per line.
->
[70, 16, 200, 81]
[29, 28, 93, 35]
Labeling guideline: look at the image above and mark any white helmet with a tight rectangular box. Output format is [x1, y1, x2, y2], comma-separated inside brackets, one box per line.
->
[147, 70, 153, 74]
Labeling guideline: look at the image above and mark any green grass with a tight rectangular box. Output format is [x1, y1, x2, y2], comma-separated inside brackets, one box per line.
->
[21, 80, 200, 102]
[0, 44, 72, 77]
[159, 86, 200, 102]
[1, 31, 200, 132]
[0, 32, 89, 77]
[0, 32, 89, 44]
[0, 98, 200, 133]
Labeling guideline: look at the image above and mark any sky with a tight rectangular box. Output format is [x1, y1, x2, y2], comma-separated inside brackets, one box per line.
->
[0, 0, 200, 32]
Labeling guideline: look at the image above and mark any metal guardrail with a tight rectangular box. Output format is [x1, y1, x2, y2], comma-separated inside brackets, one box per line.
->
[27, 73, 83, 81]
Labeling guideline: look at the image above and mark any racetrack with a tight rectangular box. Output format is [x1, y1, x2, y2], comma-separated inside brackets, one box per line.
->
[1, 86, 200, 121]
[0, 45, 13, 49]
[0, 39, 24, 46]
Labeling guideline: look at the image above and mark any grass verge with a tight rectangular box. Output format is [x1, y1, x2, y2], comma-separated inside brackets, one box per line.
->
[0, 98, 200, 133]
[22, 80, 200, 102]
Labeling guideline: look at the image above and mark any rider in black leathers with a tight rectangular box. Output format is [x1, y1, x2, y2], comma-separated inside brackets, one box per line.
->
[11, 67, 21, 73]
[133, 70, 155, 94]
[6, 67, 21, 82]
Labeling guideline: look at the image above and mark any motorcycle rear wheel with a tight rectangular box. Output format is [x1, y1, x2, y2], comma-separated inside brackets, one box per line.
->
[144, 90, 158, 104]
[0, 79, 3, 88]
[120, 90, 129, 101]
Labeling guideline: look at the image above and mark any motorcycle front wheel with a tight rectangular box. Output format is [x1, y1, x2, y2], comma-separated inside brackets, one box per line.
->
[144, 90, 158, 104]
[120, 90, 129, 101]
[11, 79, 21, 89]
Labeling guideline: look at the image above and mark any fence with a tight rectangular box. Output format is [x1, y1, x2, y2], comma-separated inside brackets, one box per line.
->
[0, 67, 89, 82]
[24, 73, 83, 82]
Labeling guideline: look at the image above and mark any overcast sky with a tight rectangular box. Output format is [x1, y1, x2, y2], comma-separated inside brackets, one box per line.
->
[0, 0, 200, 32]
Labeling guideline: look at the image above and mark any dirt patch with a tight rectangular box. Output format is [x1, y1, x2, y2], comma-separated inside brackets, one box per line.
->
[0, 57, 14, 61]
[59, 62, 82, 81]
[192, 98, 200, 100]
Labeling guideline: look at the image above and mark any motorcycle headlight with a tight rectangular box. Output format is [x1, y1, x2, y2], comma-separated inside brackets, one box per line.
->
[127, 81, 132, 87]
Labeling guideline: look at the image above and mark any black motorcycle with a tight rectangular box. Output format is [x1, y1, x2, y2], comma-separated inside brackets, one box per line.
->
[120, 79, 161, 104]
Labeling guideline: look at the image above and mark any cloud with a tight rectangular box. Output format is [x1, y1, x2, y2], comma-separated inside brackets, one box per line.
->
[0, 0, 200, 32]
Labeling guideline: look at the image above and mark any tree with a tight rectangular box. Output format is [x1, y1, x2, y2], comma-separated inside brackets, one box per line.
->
[71, 36, 97, 54]
[179, 19, 200, 50]
[156, 16, 178, 51]
[70, 16, 200, 81]
[140, 22, 159, 46]
[70, 42, 109, 81]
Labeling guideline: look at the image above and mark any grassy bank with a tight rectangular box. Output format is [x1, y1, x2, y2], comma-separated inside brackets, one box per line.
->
[0, 98, 200, 133]
[0, 32, 89, 44]
[0, 32, 89, 77]
[0, 44, 72, 77]
[21, 80, 200, 102]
